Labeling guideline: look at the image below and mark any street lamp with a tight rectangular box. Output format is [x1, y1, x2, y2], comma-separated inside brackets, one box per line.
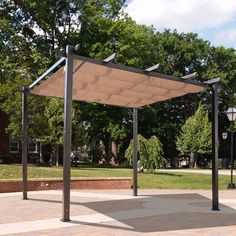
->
[226, 108, 236, 189]
[222, 132, 228, 169]
[222, 132, 228, 140]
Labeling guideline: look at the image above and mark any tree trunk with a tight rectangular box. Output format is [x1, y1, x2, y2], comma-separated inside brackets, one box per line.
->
[55, 144, 59, 166]
[50, 144, 59, 166]
[75, 147, 78, 159]
[103, 132, 111, 162]
[110, 140, 117, 166]
[39, 142, 44, 163]
[189, 153, 197, 168]
[194, 154, 197, 168]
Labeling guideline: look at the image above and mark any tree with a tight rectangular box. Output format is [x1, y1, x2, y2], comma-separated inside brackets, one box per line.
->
[33, 99, 89, 165]
[147, 136, 166, 170]
[78, 102, 130, 163]
[125, 134, 165, 172]
[71, 104, 89, 160]
[36, 99, 64, 166]
[0, 0, 126, 163]
[1, 0, 236, 166]
[176, 104, 212, 168]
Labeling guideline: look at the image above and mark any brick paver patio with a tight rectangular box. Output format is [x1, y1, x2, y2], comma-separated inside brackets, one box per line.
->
[1, 189, 236, 235]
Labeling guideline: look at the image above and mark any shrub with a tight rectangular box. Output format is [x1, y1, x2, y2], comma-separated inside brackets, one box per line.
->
[125, 134, 166, 172]
[0, 155, 15, 164]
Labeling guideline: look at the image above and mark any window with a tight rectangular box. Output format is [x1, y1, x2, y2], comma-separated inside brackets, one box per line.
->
[28, 140, 37, 153]
[9, 136, 19, 153]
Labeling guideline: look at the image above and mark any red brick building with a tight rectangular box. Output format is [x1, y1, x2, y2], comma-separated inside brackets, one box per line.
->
[0, 110, 39, 162]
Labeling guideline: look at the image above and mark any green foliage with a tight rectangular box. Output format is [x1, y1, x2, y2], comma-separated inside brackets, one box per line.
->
[0, 0, 125, 156]
[0, 0, 236, 165]
[125, 134, 166, 172]
[72, 106, 89, 150]
[0, 75, 49, 139]
[147, 136, 165, 169]
[36, 98, 64, 144]
[176, 104, 212, 156]
[108, 123, 127, 141]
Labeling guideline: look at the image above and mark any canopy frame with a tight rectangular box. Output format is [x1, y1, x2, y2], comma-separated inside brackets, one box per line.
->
[22, 45, 220, 222]
[29, 53, 209, 93]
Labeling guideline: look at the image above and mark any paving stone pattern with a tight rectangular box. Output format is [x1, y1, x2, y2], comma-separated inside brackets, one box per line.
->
[0, 189, 236, 235]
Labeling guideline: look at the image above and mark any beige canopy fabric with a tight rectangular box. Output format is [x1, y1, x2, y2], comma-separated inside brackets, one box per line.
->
[31, 56, 206, 108]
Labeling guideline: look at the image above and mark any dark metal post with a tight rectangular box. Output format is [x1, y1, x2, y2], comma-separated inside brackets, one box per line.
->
[62, 45, 74, 222]
[228, 129, 235, 188]
[231, 131, 234, 184]
[133, 108, 138, 196]
[22, 87, 28, 200]
[211, 83, 219, 211]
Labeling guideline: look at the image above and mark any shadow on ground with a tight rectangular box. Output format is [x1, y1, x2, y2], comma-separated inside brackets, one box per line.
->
[29, 193, 236, 233]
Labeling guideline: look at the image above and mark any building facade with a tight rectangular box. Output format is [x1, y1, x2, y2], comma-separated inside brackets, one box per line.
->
[0, 110, 39, 163]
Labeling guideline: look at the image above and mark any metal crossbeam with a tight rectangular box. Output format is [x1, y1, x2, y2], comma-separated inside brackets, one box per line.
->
[181, 72, 197, 79]
[145, 64, 160, 72]
[103, 53, 116, 63]
[204, 78, 220, 84]
[28, 57, 66, 90]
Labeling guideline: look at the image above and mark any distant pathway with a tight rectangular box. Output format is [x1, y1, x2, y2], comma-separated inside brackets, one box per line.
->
[158, 169, 232, 175]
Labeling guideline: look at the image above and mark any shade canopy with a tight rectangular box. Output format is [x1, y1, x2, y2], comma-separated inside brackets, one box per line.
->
[25, 49, 219, 221]
[31, 55, 207, 108]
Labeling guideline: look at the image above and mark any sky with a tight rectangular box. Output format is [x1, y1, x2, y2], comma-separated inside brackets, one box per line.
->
[126, 0, 236, 49]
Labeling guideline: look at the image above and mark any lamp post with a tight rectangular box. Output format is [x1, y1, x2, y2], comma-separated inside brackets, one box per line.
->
[222, 132, 228, 169]
[222, 132, 228, 140]
[226, 108, 236, 189]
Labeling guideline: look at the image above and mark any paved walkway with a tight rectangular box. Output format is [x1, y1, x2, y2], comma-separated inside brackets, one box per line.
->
[1, 189, 236, 235]
[158, 169, 233, 175]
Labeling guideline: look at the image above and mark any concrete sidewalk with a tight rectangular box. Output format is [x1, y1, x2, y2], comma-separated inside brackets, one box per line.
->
[158, 168, 233, 175]
[1, 189, 236, 235]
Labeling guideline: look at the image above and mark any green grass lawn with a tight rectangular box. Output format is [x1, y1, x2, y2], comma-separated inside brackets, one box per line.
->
[0, 164, 230, 190]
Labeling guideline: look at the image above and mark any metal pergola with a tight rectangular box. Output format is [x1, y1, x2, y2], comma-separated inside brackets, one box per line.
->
[22, 45, 220, 222]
